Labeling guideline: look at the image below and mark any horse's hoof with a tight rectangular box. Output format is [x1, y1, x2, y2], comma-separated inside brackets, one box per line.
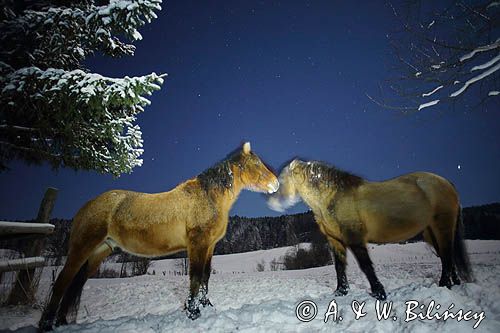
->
[186, 308, 201, 320]
[451, 273, 461, 285]
[439, 279, 453, 289]
[334, 287, 349, 297]
[55, 316, 68, 327]
[370, 289, 387, 301]
[38, 320, 53, 332]
[200, 297, 213, 307]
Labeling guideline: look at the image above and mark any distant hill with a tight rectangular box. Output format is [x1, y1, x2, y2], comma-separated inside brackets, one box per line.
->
[3, 203, 499, 257]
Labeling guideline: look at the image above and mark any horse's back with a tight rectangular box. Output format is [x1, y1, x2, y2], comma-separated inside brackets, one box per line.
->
[356, 171, 459, 243]
[393, 172, 459, 212]
[363, 172, 458, 207]
[72, 180, 217, 257]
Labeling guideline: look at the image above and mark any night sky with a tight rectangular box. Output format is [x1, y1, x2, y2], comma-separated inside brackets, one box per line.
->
[1, 1, 499, 221]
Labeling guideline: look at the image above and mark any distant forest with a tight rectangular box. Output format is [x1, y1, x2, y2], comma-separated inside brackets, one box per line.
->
[214, 202, 500, 254]
[2, 203, 499, 259]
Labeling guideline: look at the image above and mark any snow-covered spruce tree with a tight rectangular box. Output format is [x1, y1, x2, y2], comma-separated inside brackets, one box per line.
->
[371, 1, 499, 112]
[0, 0, 165, 175]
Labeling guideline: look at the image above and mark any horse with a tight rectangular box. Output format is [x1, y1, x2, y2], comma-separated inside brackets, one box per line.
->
[268, 159, 472, 300]
[39, 142, 279, 331]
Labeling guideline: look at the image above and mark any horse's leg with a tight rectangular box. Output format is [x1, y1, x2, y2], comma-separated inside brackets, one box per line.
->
[54, 261, 88, 327]
[437, 243, 453, 288]
[185, 234, 210, 320]
[429, 216, 455, 289]
[39, 245, 99, 331]
[350, 244, 386, 300]
[39, 215, 107, 332]
[423, 227, 460, 286]
[423, 227, 439, 256]
[451, 267, 461, 285]
[55, 243, 113, 326]
[200, 244, 215, 307]
[87, 242, 114, 277]
[327, 237, 349, 296]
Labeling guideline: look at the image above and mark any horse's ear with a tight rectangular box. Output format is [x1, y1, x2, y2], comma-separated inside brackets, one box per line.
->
[290, 159, 299, 169]
[243, 142, 251, 154]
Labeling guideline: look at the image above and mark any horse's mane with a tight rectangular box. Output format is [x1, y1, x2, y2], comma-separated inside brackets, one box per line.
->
[197, 149, 243, 193]
[299, 160, 364, 191]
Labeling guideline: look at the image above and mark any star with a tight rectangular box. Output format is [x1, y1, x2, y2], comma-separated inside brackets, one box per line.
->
[457, 164, 461, 170]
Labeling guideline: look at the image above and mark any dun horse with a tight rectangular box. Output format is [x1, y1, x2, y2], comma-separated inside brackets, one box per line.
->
[39, 142, 279, 331]
[268, 159, 472, 300]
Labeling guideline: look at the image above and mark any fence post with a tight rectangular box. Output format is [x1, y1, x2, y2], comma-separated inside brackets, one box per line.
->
[7, 187, 58, 305]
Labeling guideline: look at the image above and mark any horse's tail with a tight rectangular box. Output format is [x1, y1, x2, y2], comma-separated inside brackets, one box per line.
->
[57, 260, 89, 324]
[453, 206, 473, 283]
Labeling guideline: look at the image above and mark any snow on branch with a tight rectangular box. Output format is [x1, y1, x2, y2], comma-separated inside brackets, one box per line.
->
[471, 53, 500, 72]
[422, 85, 443, 97]
[1, 67, 166, 175]
[487, 1, 500, 9]
[378, 1, 500, 112]
[451, 60, 500, 98]
[459, 39, 500, 62]
[418, 99, 440, 111]
[450, 39, 500, 101]
[87, 0, 162, 53]
[0, 0, 163, 69]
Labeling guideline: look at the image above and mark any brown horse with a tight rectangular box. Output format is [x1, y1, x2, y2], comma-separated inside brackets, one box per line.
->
[39, 142, 279, 331]
[268, 159, 472, 300]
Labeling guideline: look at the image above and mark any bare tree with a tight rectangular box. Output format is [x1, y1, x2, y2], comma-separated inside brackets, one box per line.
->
[371, 1, 499, 112]
[131, 257, 151, 276]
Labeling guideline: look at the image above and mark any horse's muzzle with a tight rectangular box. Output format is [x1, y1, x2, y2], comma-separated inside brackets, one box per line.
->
[267, 180, 280, 194]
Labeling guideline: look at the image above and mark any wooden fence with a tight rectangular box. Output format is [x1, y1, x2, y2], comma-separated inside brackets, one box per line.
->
[0, 187, 57, 304]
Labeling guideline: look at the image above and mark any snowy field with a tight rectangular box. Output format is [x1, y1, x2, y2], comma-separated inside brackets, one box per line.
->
[1, 240, 500, 332]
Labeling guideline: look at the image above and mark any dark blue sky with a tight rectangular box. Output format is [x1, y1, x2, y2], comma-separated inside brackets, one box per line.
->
[1, 1, 499, 220]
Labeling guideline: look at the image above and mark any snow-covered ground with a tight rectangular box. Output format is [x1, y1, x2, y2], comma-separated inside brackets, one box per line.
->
[1, 240, 499, 332]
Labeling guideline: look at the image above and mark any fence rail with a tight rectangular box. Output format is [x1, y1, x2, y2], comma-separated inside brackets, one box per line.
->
[0, 221, 55, 237]
[0, 256, 46, 273]
[0, 187, 58, 304]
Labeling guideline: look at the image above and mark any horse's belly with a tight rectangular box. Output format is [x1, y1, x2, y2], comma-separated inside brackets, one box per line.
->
[109, 221, 187, 257]
[366, 217, 426, 243]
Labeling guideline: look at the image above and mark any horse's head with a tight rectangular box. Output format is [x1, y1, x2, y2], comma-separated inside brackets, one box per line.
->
[237, 142, 279, 194]
[267, 159, 303, 212]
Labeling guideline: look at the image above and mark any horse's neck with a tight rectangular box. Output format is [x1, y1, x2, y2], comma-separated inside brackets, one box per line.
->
[298, 184, 333, 214]
[221, 187, 243, 210]
[214, 173, 244, 212]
